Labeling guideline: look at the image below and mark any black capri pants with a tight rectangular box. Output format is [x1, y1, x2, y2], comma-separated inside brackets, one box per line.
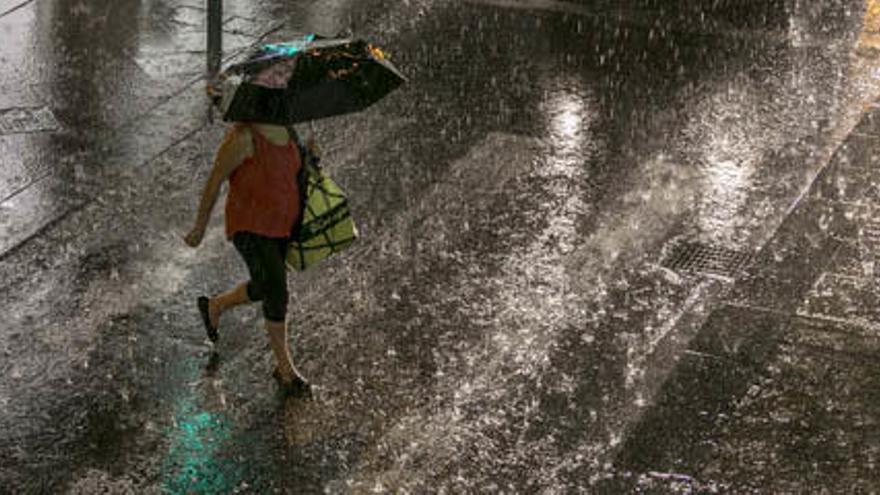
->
[232, 231, 290, 322]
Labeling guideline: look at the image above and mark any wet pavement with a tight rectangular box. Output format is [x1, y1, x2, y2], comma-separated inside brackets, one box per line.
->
[2, 0, 880, 493]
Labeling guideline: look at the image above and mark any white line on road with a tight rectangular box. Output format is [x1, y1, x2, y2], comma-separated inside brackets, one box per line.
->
[0, 0, 36, 20]
[464, 0, 593, 17]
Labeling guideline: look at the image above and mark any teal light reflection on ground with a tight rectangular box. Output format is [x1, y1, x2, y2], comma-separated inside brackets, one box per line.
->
[161, 397, 239, 494]
[160, 354, 255, 495]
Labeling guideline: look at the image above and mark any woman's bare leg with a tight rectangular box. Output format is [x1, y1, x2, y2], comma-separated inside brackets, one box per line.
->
[208, 282, 250, 328]
[266, 320, 311, 397]
[265, 319, 296, 379]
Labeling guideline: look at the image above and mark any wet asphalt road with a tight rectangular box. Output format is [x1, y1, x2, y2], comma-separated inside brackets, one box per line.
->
[1, 0, 879, 493]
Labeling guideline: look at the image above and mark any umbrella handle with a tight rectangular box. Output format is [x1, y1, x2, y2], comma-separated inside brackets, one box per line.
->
[306, 121, 319, 150]
[205, 79, 216, 125]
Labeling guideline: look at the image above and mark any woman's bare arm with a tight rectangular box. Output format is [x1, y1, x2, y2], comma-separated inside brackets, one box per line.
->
[184, 125, 254, 247]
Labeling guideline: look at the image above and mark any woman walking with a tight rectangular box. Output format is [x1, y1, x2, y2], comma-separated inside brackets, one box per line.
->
[184, 120, 312, 398]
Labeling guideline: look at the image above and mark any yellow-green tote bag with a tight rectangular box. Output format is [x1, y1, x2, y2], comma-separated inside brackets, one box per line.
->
[286, 163, 358, 271]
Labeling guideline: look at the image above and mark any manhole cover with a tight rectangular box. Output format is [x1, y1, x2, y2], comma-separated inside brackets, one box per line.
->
[0, 106, 59, 135]
[661, 241, 753, 278]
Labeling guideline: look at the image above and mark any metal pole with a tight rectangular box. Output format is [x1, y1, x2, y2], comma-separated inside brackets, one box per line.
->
[206, 0, 222, 79]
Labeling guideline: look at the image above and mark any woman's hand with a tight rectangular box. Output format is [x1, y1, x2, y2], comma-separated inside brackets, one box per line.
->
[184, 226, 206, 248]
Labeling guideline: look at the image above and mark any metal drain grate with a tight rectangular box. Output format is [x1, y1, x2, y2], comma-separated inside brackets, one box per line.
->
[661, 241, 753, 278]
[0, 106, 59, 135]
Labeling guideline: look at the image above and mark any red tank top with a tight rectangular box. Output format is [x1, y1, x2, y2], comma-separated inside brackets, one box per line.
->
[225, 128, 302, 239]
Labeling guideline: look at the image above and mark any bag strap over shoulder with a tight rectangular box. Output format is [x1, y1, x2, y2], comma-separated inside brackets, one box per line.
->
[287, 125, 318, 241]
[286, 126, 320, 168]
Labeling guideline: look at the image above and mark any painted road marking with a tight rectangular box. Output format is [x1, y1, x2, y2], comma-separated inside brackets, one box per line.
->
[0, 106, 59, 135]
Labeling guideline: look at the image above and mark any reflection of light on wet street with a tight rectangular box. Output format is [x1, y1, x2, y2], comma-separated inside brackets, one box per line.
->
[486, 78, 592, 370]
[698, 130, 757, 246]
[161, 366, 242, 494]
[466, 76, 594, 386]
[858, 0, 880, 51]
[683, 66, 829, 249]
[552, 94, 584, 154]
[854, 0, 880, 113]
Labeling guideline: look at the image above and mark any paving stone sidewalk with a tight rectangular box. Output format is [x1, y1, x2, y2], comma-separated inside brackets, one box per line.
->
[0, 0, 282, 260]
[605, 107, 880, 493]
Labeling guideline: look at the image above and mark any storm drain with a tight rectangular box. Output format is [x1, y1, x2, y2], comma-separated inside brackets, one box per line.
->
[0, 106, 60, 135]
[661, 241, 754, 279]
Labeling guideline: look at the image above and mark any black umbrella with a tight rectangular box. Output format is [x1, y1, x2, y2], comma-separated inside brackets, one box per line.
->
[218, 35, 406, 125]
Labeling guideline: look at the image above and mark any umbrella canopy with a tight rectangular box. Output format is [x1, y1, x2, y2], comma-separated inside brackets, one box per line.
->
[219, 34, 406, 125]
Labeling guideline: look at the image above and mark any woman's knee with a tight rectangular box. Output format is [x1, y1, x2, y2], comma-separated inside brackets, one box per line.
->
[261, 277, 288, 321]
[262, 292, 288, 321]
